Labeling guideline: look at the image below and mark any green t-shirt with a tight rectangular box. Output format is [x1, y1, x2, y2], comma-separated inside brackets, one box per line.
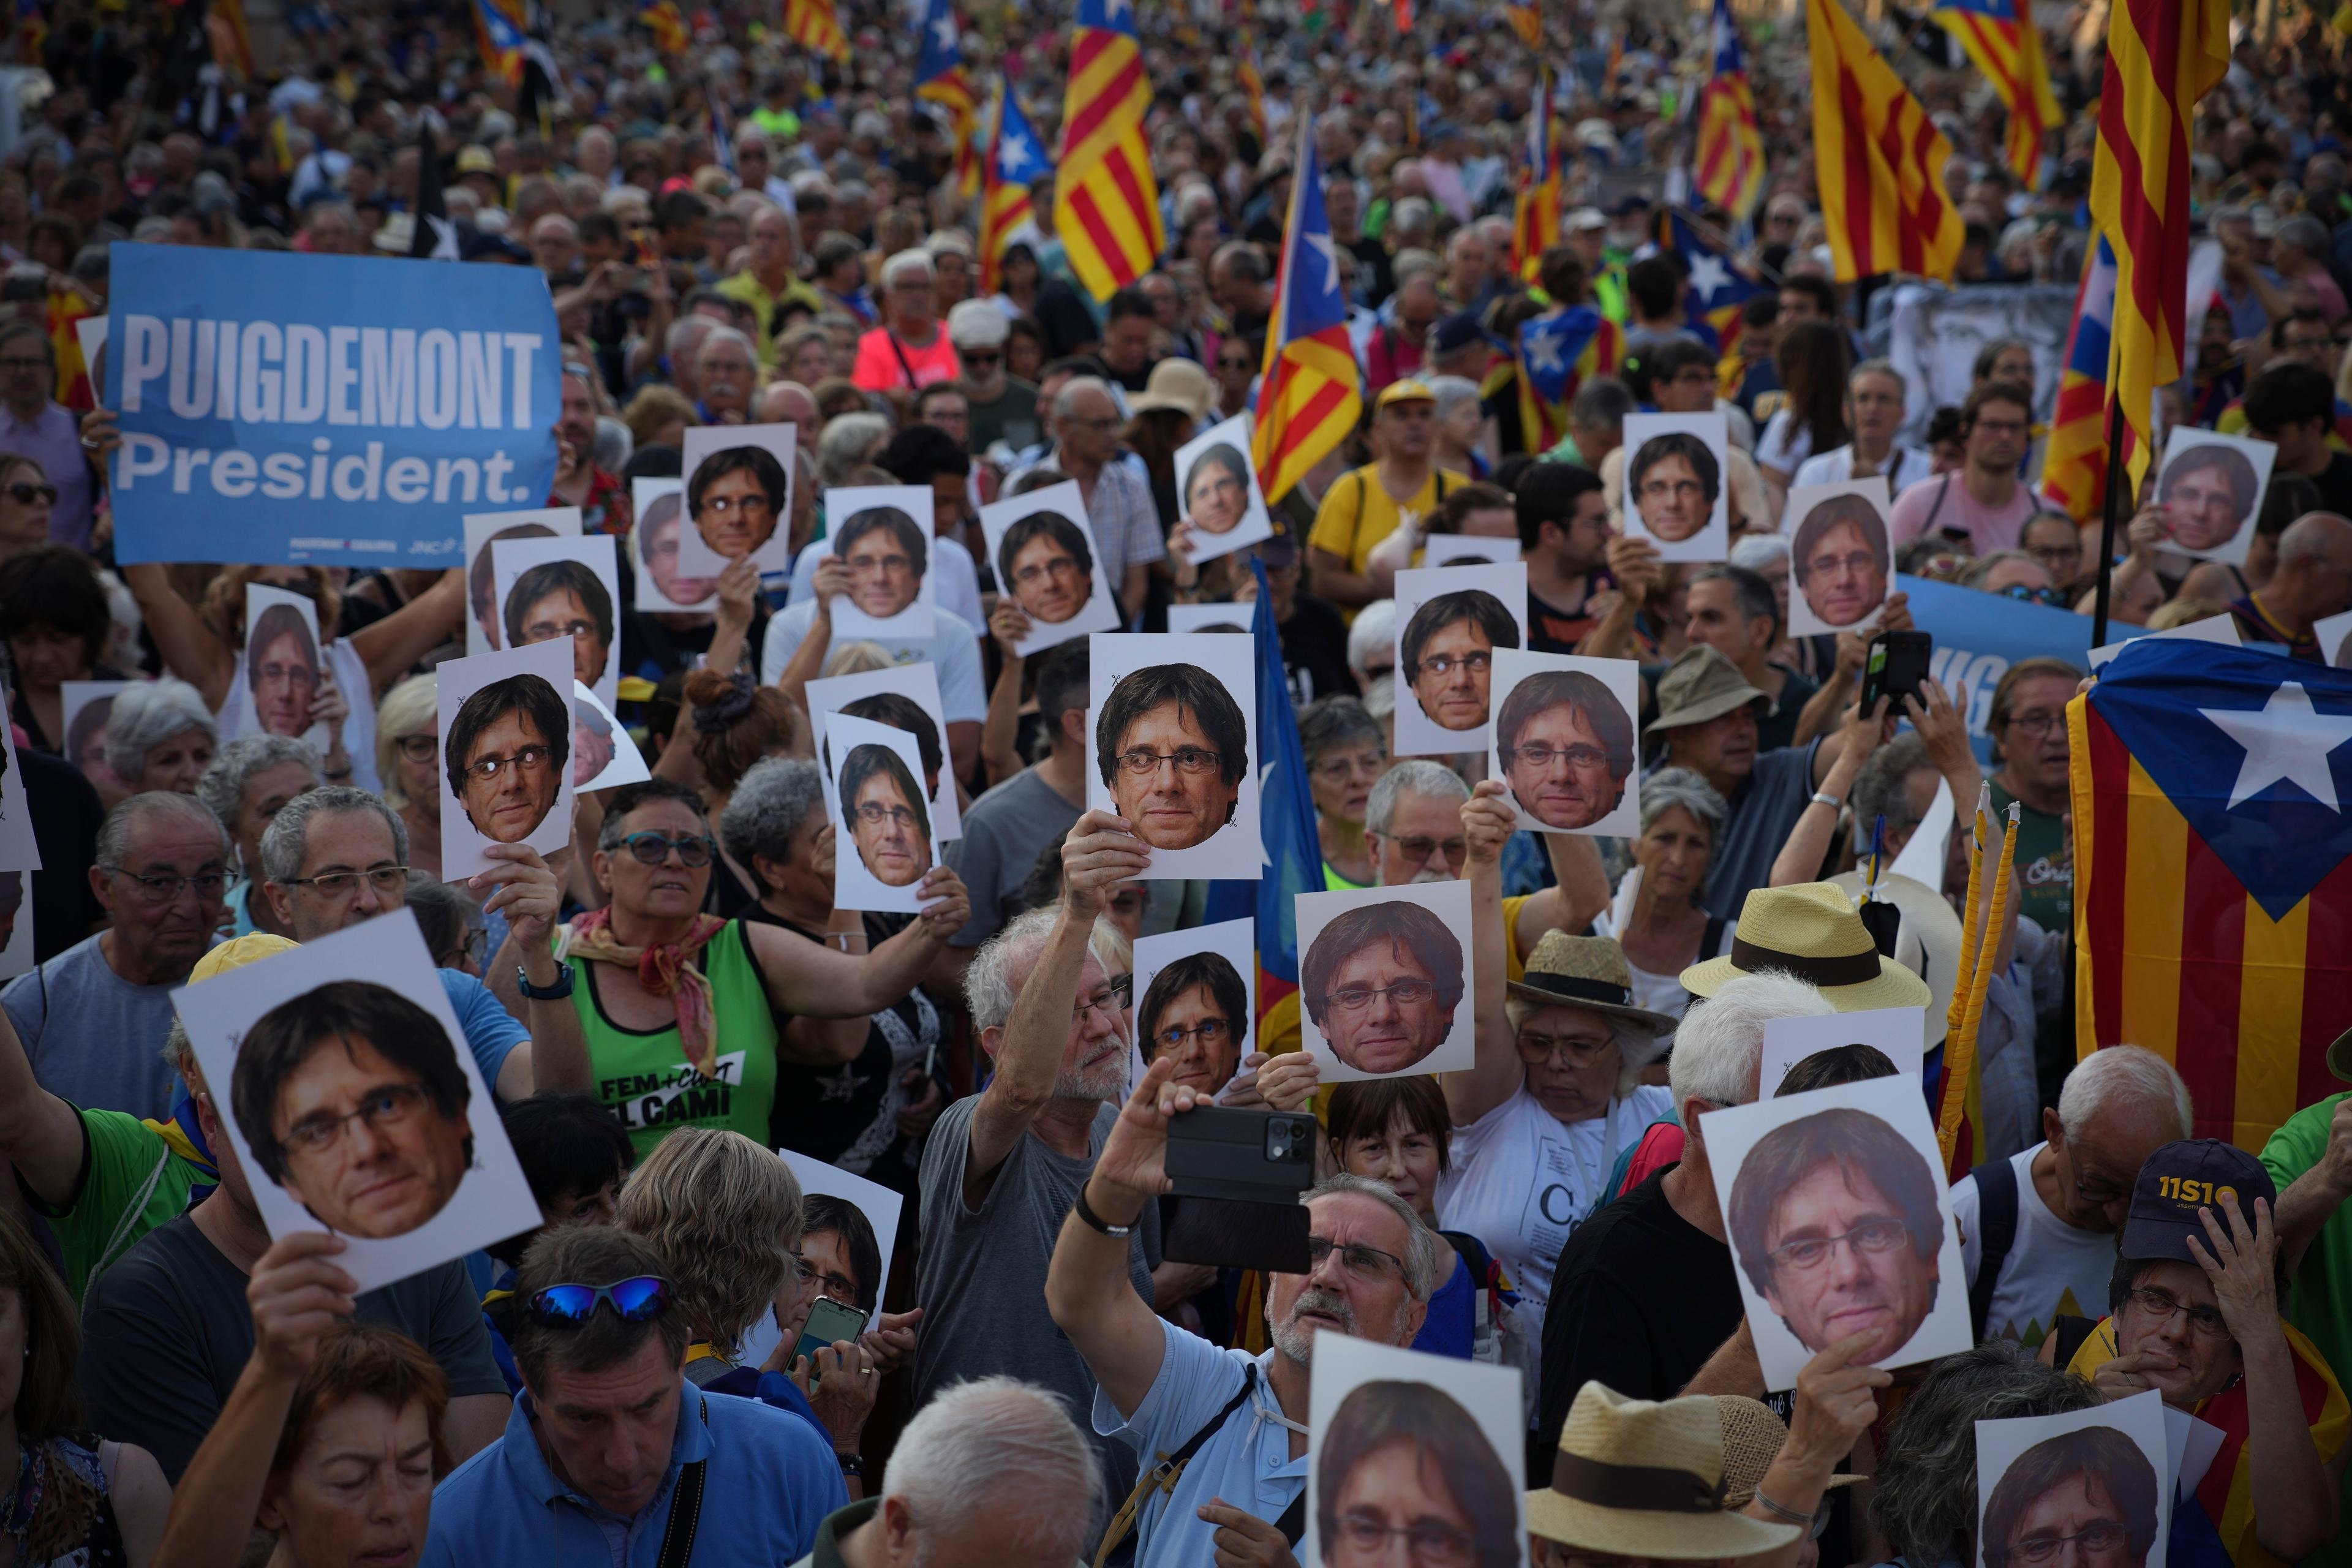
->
[27, 1108, 208, 1308]
[1989, 782, 2072, 938]
[2261, 1092, 2352, 1568]
[564, 920, 780, 1159]
[964, 377, 1041, 458]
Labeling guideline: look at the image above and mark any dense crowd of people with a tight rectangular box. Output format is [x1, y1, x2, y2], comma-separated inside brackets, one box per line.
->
[3, 0, 2352, 1564]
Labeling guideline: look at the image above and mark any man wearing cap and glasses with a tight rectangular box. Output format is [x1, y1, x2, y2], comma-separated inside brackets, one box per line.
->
[946, 300, 1040, 456]
[423, 1224, 846, 1567]
[1307, 380, 1474, 611]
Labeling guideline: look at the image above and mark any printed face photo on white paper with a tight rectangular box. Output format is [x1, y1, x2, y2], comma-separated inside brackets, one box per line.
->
[170, 911, 540, 1292]
[464, 507, 582, 654]
[1975, 1392, 2172, 1568]
[1165, 604, 1257, 634]
[2321, 606, 2352, 671]
[677, 424, 799, 576]
[1785, 478, 1894, 637]
[0, 717, 38, 873]
[739, 1152, 907, 1368]
[0, 872, 31, 982]
[1487, 649, 1641, 837]
[630, 480, 717, 612]
[1295, 880, 1475, 1084]
[1133, 916, 1256, 1099]
[1305, 1334, 1527, 1568]
[1758, 1006, 1927, 1098]
[1086, 632, 1261, 880]
[824, 710, 940, 913]
[979, 480, 1121, 655]
[241, 584, 328, 750]
[61, 680, 133, 792]
[807, 663, 962, 842]
[815, 484, 938, 639]
[1175, 413, 1275, 564]
[1422, 532, 1523, 568]
[436, 638, 578, 881]
[1702, 1071, 1971, 1390]
[1622, 411, 1731, 562]
[571, 682, 650, 793]
[492, 533, 620, 710]
[1393, 562, 1529, 757]
[2151, 427, 2275, 568]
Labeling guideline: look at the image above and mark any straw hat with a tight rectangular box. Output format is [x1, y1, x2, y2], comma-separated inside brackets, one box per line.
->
[1711, 1396, 1863, 1509]
[1679, 882, 1933, 1011]
[1828, 870, 1962, 1046]
[1127, 356, 1216, 421]
[1509, 932, 1681, 1035]
[1527, 1384, 1803, 1558]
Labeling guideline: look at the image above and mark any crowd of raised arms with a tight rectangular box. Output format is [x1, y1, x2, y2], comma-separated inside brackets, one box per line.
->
[2, 0, 2351, 1564]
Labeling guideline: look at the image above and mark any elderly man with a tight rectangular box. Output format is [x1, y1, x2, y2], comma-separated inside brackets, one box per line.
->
[719, 205, 822, 369]
[695, 325, 759, 426]
[424, 1225, 845, 1566]
[1678, 564, 1850, 753]
[0, 319, 92, 547]
[916, 816, 1164, 1548]
[948, 299, 1041, 454]
[853, 250, 961, 404]
[2, 791, 229, 1119]
[1308, 380, 1474, 608]
[1362, 759, 1471, 888]
[529, 213, 579, 277]
[1049, 1076, 1438, 1567]
[2224, 508, 2352, 658]
[1028, 375, 1163, 620]
[545, 361, 628, 534]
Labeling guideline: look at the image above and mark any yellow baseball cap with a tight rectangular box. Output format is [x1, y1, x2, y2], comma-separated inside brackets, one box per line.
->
[188, 933, 299, 983]
[1374, 378, 1437, 410]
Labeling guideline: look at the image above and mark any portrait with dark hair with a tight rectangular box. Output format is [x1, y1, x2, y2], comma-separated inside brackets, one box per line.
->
[997, 508, 1097, 625]
[1095, 662, 1250, 851]
[1981, 1425, 2162, 1568]
[2154, 432, 2272, 560]
[835, 736, 933, 890]
[464, 513, 565, 651]
[246, 592, 321, 740]
[823, 486, 935, 630]
[753, 1150, 910, 1371]
[799, 1192, 884, 1315]
[839, 692, 943, 794]
[1788, 485, 1894, 635]
[807, 663, 965, 844]
[1299, 889, 1471, 1077]
[683, 436, 790, 565]
[1317, 1378, 1521, 1568]
[1492, 657, 1638, 833]
[1137, 948, 1249, 1094]
[1183, 442, 1253, 536]
[499, 543, 618, 696]
[631, 483, 717, 610]
[1175, 413, 1275, 562]
[230, 980, 474, 1240]
[1624, 415, 1728, 552]
[441, 647, 573, 856]
[62, 685, 124, 786]
[1396, 568, 1525, 744]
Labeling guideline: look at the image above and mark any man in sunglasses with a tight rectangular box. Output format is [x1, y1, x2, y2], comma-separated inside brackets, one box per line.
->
[947, 298, 1039, 456]
[424, 1224, 847, 1566]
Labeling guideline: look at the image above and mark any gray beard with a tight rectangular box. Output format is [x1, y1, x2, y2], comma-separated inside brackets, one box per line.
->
[1271, 1287, 1359, 1365]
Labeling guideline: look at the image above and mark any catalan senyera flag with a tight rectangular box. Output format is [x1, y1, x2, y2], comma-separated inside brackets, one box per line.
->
[1696, 0, 1765, 221]
[1662, 208, 1770, 358]
[2041, 235, 2128, 521]
[1808, 0, 1964, 283]
[1251, 129, 1360, 508]
[1929, 0, 2060, 189]
[1510, 69, 1561, 282]
[1057, 0, 1163, 301]
[473, 0, 527, 84]
[2089, 0, 2229, 499]
[639, 0, 688, 53]
[782, 0, 849, 62]
[1515, 304, 1623, 452]
[1505, 0, 1541, 47]
[979, 84, 1044, 295]
[2071, 640, 2352, 1156]
[1238, 31, 1268, 142]
[915, 0, 980, 199]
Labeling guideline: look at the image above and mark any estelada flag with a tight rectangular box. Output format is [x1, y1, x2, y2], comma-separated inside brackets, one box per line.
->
[2070, 639, 2352, 1153]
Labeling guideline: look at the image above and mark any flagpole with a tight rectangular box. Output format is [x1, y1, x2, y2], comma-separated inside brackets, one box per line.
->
[2089, 397, 2128, 647]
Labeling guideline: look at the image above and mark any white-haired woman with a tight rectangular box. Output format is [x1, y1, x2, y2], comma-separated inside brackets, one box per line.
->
[103, 677, 219, 795]
[1583, 767, 1734, 1027]
[195, 734, 324, 940]
[373, 673, 442, 877]
[851, 249, 960, 407]
[816, 412, 893, 491]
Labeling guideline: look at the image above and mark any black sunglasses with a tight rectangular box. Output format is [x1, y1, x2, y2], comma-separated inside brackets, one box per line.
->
[619, 831, 716, 867]
[6, 481, 56, 506]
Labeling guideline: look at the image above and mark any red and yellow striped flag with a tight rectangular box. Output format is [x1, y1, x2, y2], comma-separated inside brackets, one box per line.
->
[1697, 0, 1765, 220]
[915, 0, 980, 199]
[1252, 129, 1361, 507]
[1929, 0, 2060, 189]
[1505, 1, 1541, 48]
[2089, 0, 2230, 497]
[1510, 69, 1560, 282]
[782, 0, 848, 62]
[1055, 0, 1163, 301]
[1807, 0, 1963, 283]
[1238, 31, 1268, 143]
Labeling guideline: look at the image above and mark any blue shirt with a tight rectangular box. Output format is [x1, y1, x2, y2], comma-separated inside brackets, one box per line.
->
[439, 968, 527, 1096]
[1093, 1320, 1305, 1568]
[423, 1381, 845, 1568]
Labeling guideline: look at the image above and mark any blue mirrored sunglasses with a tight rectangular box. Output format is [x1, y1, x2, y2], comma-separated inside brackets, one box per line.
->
[528, 1276, 671, 1325]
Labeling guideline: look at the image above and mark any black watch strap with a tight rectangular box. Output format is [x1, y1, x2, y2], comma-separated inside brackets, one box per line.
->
[516, 963, 576, 1001]
[1072, 1180, 1134, 1238]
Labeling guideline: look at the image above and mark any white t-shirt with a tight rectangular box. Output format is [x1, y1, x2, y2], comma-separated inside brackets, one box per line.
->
[784, 533, 986, 635]
[1950, 1140, 2119, 1346]
[1755, 410, 1814, 478]
[1436, 1082, 1673, 1308]
[758, 597, 988, 723]
[217, 637, 382, 793]
[1792, 442, 1936, 496]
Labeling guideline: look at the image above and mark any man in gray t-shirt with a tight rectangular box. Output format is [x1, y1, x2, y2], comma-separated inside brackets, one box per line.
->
[916, 818, 1159, 1547]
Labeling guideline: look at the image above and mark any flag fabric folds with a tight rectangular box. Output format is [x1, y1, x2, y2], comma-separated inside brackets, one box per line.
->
[2069, 640, 2352, 1154]
[473, 0, 526, 83]
[1807, 0, 1964, 283]
[1515, 305, 1622, 453]
[1505, 1, 1542, 48]
[1251, 129, 1362, 507]
[782, 0, 850, 62]
[915, 0, 980, 200]
[2041, 236, 2127, 521]
[979, 84, 1044, 295]
[1056, 0, 1163, 301]
[1510, 68, 1561, 282]
[1662, 208, 1770, 358]
[2089, 0, 2230, 499]
[1238, 31, 1268, 143]
[639, 0, 688, 53]
[1929, 0, 2060, 189]
[1695, 0, 1765, 220]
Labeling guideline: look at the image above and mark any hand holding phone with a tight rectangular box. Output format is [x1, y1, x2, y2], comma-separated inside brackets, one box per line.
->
[793, 1295, 870, 1382]
[1860, 630, 1932, 714]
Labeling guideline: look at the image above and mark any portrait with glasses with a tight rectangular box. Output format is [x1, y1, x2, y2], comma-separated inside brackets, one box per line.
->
[807, 662, 964, 842]
[1712, 1074, 1969, 1387]
[494, 535, 620, 707]
[1175, 413, 1276, 563]
[462, 508, 573, 655]
[813, 484, 938, 637]
[243, 589, 325, 744]
[178, 913, 537, 1285]
[1622, 413, 1730, 560]
[1308, 1338, 1524, 1568]
[979, 480, 1118, 654]
[1977, 1405, 2168, 1568]
[1787, 483, 1894, 636]
[1489, 652, 1638, 835]
[1133, 921, 1254, 1096]
[1088, 635, 1259, 873]
[677, 426, 796, 575]
[628, 481, 718, 612]
[743, 1152, 907, 1370]
[1297, 882, 1473, 1081]
[824, 712, 937, 910]
[2152, 429, 2274, 566]
[439, 641, 575, 876]
[1394, 565, 1529, 756]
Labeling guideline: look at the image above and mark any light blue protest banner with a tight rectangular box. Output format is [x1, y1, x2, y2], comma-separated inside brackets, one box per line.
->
[105, 244, 560, 567]
[1896, 573, 2094, 763]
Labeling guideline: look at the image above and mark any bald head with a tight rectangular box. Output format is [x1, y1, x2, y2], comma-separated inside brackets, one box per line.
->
[758, 380, 818, 432]
[2273, 511, 2352, 625]
[2278, 511, 2352, 565]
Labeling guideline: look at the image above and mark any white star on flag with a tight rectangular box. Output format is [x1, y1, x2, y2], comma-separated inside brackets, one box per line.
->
[2199, 680, 2352, 812]
[1528, 327, 1566, 374]
[1000, 136, 1036, 176]
[1305, 230, 1341, 295]
[930, 13, 956, 50]
[426, 215, 459, 261]
[1102, 0, 1129, 18]
[1686, 253, 1732, 303]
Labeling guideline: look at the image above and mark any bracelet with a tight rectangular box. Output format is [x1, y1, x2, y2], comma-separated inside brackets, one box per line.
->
[1752, 1485, 1815, 1526]
[835, 1452, 865, 1479]
[1809, 790, 1844, 811]
[1072, 1178, 1135, 1238]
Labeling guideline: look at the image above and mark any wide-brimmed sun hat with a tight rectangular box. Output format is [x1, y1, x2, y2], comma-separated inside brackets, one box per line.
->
[1711, 1396, 1863, 1509]
[1508, 932, 1681, 1035]
[1527, 1383, 1803, 1558]
[1680, 882, 1933, 1011]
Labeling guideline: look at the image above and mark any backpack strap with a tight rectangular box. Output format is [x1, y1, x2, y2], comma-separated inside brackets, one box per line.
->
[1092, 1365, 1265, 1568]
[654, 1397, 710, 1568]
[1967, 1155, 2021, 1343]
[1923, 472, 1958, 538]
[2049, 1313, 2099, 1371]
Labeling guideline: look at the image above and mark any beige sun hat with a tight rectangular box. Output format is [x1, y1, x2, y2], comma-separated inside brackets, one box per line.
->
[1528, 1384, 1803, 1558]
[1508, 931, 1681, 1035]
[1828, 870, 1963, 1046]
[1711, 1396, 1863, 1510]
[1679, 882, 1933, 1011]
[1127, 356, 1215, 421]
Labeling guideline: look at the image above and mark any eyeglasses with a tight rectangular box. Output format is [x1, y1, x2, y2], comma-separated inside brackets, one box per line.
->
[1331, 1512, 1476, 1567]
[1114, 746, 1223, 778]
[619, 831, 716, 867]
[1074, 973, 1133, 1023]
[960, 350, 1001, 366]
[461, 745, 553, 783]
[1012, 554, 1082, 585]
[1407, 652, 1490, 679]
[1386, 836, 1466, 869]
[529, 1276, 671, 1325]
[395, 733, 439, 761]
[2005, 1521, 2131, 1566]
[454, 924, 490, 969]
[698, 493, 770, 515]
[1971, 417, 2030, 437]
[1637, 478, 1707, 503]
[1997, 584, 2068, 607]
[2123, 1285, 2230, 1338]
[3, 481, 56, 506]
[845, 549, 913, 573]
[103, 866, 229, 904]
[1806, 550, 1880, 579]
[283, 1082, 429, 1156]
[1516, 1031, 1615, 1066]
[1107, 888, 1148, 915]
[1768, 1216, 1910, 1273]
[526, 617, 600, 644]
[255, 658, 317, 688]
[1505, 743, 1608, 771]
[2005, 710, 2065, 738]
[1305, 1234, 1409, 1283]
[281, 865, 411, 897]
[1323, 978, 1436, 1013]
[2027, 542, 2083, 564]
[1153, 1017, 1231, 1053]
[853, 801, 922, 831]
[790, 1252, 864, 1308]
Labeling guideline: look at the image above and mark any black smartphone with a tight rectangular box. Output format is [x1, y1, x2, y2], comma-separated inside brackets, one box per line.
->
[1160, 1107, 1319, 1274]
[1860, 630, 1933, 712]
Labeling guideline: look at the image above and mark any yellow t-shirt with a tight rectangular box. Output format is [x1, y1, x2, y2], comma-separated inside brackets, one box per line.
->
[1308, 463, 1475, 576]
[1502, 894, 1533, 984]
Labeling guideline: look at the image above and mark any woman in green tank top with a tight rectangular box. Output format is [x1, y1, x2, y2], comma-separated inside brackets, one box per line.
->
[554, 780, 971, 1159]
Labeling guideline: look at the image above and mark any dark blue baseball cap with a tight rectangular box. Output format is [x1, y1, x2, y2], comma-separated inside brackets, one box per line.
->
[2119, 1139, 2277, 1265]
[1430, 310, 1506, 357]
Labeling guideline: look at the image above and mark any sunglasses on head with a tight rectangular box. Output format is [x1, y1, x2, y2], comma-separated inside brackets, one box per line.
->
[528, 1276, 670, 1325]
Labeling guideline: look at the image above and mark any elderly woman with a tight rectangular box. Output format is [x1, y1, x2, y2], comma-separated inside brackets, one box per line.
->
[816, 412, 893, 490]
[1298, 696, 1389, 889]
[851, 249, 960, 404]
[721, 758, 946, 1191]
[372, 674, 442, 878]
[0, 451, 58, 560]
[105, 677, 219, 794]
[1425, 374, 1492, 479]
[1, 544, 127, 752]
[196, 736, 325, 940]
[1581, 768, 1735, 1023]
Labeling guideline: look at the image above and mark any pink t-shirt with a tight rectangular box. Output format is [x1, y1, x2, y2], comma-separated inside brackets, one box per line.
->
[1886, 471, 2043, 555]
[851, 326, 960, 393]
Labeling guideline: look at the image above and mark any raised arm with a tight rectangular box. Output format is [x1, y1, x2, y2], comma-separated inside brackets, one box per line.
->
[699, 557, 762, 680]
[2277, 1099, 2352, 1272]
[1577, 536, 1661, 662]
[772, 560, 848, 714]
[1736, 1333, 1890, 1568]
[1307, 545, 1378, 611]
[1512, 826, 1611, 957]
[471, 845, 590, 1096]
[122, 563, 237, 710]
[980, 601, 1030, 788]
[1444, 781, 1525, 1128]
[0, 1001, 96, 1207]
[1809, 594, 1912, 790]
[347, 569, 465, 698]
[1770, 695, 1886, 888]
[1047, 1057, 1188, 1419]
[742, 865, 971, 1020]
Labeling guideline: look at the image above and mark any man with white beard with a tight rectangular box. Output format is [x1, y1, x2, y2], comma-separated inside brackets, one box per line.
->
[1366, 760, 1473, 886]
[914, 811, 1163, 1550]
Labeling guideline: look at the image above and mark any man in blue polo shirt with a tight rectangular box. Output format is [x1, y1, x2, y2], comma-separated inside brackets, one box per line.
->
[425, 1225, 845, 1567]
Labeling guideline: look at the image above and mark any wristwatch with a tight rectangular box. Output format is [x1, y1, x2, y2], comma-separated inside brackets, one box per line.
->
[516, 964, 576, 1001]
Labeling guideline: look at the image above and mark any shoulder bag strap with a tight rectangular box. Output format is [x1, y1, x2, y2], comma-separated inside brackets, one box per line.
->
[1967, 1155, 2021, 1342]
[1091, 1366, 1264, 1568]
[1924, 472, 1956, 535]
[884, 331, 922, 389]
[1274, 1489, 1308, 1545]
[654, 1398, 711, 1568]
